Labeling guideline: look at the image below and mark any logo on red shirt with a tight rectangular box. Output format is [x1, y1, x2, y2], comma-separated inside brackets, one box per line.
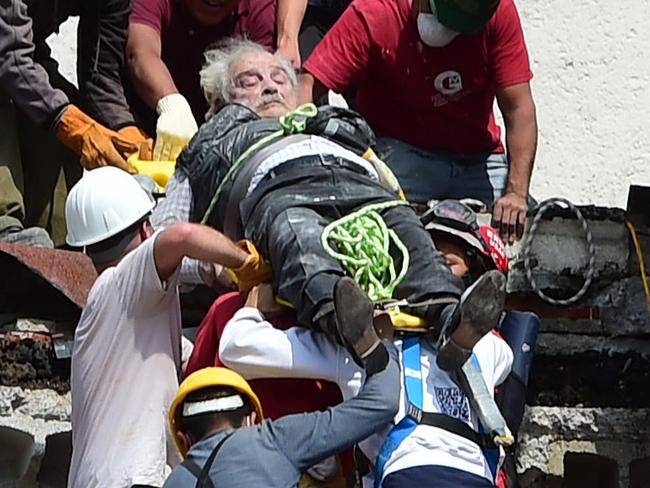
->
[434, 70, 463, 95]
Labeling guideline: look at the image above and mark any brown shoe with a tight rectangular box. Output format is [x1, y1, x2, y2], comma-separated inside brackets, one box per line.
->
[437, 270, 506, 371]
[334, 277, 388, 374]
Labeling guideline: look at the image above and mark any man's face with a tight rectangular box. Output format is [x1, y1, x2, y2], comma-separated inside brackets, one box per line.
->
[185, 0, 238, 26]
[228, 51, 298, 118]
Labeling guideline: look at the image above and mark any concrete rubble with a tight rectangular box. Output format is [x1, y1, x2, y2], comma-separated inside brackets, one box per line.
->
[517, 407, 650, 487]
[0, 387, 70, 487]
[504, 203, 650, 487]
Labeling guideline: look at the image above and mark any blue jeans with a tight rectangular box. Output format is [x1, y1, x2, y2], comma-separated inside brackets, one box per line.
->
[375, 138, 509, 205]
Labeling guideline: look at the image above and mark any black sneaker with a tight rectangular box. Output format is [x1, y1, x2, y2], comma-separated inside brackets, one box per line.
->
[437, 270, 506, 371]
[334, 277, 388, 375]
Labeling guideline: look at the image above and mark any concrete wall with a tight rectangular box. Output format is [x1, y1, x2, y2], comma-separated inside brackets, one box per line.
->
[47, 1, 650, 208]
[518, 0, 650, 208]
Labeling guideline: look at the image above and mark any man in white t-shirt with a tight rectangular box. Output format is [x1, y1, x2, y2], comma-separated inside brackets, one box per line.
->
[219, 218, 514, 487]
[64, 167, 269, 488]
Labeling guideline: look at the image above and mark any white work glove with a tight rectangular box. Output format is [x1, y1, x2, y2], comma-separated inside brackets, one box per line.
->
[153, 93, 198, 161]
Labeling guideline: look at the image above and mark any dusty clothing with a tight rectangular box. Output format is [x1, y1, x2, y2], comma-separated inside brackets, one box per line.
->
[0, 0, 134, 129]
[128, 0, 276, 128]
[163, 344, 400, 488]
[174, 104, 462, 331]
[303, 0, 532, 155]
[175, 104, 376, 230]
[0, 167, 24, 232]
[244, 175, 459, 329]
[69, 234, 183, 488]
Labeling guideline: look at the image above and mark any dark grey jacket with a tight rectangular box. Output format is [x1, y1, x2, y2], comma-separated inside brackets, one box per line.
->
[176, 103, 376, 232]
[0, 0, 133, 129]
[163, 343, 400, 488]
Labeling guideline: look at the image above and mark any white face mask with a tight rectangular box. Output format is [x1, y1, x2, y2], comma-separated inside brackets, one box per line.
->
[417, 12, 459, 47]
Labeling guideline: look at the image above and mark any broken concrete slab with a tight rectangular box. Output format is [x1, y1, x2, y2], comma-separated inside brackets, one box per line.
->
[535, 333, 650, 356]
[0, 387, 70, 422]
[507, 211, 630, 299]
[518, 406, 650, 488]
[0, 386, 70, 486]
[600, 278, 650, 336]
[0, 243, 96, 322]
[528, 346, 650, 408]
[0, 336, 69, 392]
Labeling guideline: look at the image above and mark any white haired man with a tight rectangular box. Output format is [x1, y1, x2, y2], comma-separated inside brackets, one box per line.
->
[153, 39, 506, 373]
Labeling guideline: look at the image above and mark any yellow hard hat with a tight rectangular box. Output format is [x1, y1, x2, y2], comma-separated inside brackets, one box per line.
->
[169, 367, 263, 457]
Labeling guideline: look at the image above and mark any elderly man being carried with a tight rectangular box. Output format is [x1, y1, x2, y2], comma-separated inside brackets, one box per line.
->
[154, 39, 505, 371]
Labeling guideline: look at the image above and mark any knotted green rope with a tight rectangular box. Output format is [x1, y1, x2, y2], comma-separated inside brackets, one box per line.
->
[322, 200, 410, 301]
[201, 103, 318, 224]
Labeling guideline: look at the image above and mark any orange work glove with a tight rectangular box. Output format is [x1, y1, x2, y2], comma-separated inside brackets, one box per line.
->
[115, 125, 154, 161]
[55, 104, 135, 172]
[225, 240, 272, 293]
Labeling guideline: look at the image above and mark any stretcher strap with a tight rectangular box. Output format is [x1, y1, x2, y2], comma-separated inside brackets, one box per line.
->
[373, 335, 421, 487]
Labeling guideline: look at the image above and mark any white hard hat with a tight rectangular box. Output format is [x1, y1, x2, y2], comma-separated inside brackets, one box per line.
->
[65, 167, 155, 247]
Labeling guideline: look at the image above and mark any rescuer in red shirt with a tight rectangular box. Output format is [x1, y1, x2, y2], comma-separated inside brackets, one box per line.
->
[301, 0, 538, 244]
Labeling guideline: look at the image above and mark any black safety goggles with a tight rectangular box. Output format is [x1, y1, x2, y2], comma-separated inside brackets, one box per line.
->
[421, 199, 490, 248]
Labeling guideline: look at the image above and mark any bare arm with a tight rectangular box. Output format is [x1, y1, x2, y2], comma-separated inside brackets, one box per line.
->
[153, 222, 247, 282]
[298, 73, 327, 104]
[493, 82, 537, 243]
[275, 0, 308, 68]
[126, 22, 178, 110]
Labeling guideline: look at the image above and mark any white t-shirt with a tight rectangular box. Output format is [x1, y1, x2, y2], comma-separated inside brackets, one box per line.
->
[379, 335, 513, 483]
[68, 234, 183, 488]
[219, 308, 513, 485]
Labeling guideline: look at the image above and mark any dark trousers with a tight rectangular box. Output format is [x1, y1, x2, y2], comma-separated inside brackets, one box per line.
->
[383, 465, 495, 487]
[0, 92, 81, 244]
[243, 160, 463, 332]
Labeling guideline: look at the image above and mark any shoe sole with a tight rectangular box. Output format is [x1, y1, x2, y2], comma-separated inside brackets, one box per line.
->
[451, 270, 506, 350]
[334, 278, 381, 362]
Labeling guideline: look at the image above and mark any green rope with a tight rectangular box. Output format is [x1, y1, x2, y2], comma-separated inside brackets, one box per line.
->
[201, 103, 318, 224]
[322, 200, 410, 301]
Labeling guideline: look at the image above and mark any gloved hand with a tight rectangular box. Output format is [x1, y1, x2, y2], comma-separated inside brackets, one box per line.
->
[55, 104, 136, 172]
[225, 240, 272, 293]
[153, 93, 198, 161]
[115, 125, 154, 161]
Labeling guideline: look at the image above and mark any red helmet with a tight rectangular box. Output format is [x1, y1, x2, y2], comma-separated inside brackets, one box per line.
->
[422, 200, 509, 273]
[476, 224, 509, 273]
